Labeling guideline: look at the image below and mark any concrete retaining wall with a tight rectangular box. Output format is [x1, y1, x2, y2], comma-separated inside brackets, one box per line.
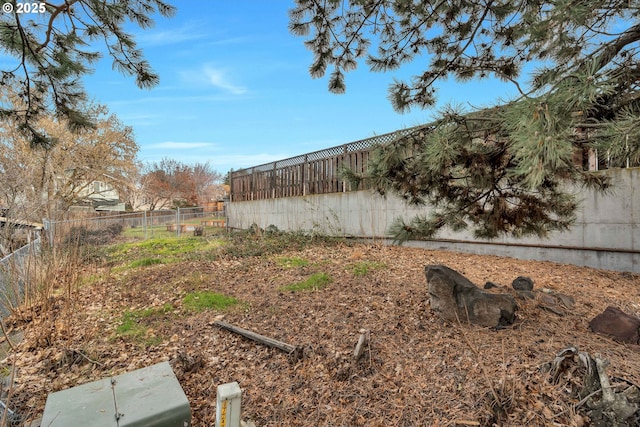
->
[228, 168, 640, 273]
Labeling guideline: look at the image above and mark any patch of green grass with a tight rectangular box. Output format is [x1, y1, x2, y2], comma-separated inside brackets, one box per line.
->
[116, 311, 145, 337]
[128, 257, 163, 268]
[114, 304, 175, 346]
[121, 217, 229, 240]
[279, 272, 332, 292]
[105, 236, 224, 267]
[0, 366, 11, 377]
[123, 225, 175, 240]
[133, 237, 219, 257]
[349, 261, 386, 276]
[182, 291, 239, 312]
[138, 303, 175, 317]
[122, 222, 227, 240]
[276, 256, 309, 268]
[77, 272, 104, 288]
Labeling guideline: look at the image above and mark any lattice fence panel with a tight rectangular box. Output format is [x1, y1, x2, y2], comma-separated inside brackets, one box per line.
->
[230, 123, 431, 201]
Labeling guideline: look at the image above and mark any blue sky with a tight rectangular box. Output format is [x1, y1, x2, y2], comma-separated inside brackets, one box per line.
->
[82, 1, 520, 175]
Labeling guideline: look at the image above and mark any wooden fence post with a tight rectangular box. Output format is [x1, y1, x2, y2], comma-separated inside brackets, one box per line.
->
[343, 144, 348, 192]
[302, 155, 307, 196]
[272, 162, 277, 199]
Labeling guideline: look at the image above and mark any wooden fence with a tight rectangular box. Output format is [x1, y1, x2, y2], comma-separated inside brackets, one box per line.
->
[230, 125, 429, 202]
[229, 120, 636, 202]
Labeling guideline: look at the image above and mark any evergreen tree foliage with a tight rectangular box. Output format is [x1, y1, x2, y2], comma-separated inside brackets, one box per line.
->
[291, 0, 640, 240]
[0, 0, 176, 147]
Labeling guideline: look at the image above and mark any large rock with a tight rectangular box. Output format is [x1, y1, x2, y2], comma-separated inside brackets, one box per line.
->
[589, 306, 640, 345]
[512, 276, 534, 291]
[426, 265, 518, 328]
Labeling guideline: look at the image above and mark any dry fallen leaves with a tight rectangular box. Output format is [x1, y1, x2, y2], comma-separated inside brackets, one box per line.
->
[3, 241, 640, 426]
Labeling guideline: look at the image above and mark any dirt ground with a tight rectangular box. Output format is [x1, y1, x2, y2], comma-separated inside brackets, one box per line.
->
[3, 238, 640, 426]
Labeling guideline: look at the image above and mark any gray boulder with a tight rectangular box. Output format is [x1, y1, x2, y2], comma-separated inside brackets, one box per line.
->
[512, 276, 534, 291]
[426, 265, 518, 328]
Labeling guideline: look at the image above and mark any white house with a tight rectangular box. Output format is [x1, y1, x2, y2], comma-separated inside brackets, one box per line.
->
[73, 180, 125, 212]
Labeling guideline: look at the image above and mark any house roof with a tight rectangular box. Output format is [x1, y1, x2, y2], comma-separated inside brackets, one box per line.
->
[0, 217, 43, 230]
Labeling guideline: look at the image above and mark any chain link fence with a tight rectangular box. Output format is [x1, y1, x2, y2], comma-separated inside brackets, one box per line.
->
[0, 237, 41, 318]
[0, 206, 226, 320]
[42, 207, 227, 246]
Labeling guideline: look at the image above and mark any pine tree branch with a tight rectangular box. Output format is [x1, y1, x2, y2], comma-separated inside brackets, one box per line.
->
[383, 0, 448, 62]
[309, 0, 382, 80]
[418, 1, 496, 97]
[584, 23, 640, 74]
[38, 1, 81, 54]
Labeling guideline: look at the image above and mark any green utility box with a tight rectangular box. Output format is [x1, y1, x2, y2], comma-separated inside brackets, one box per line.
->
[40, 361, 191, 427]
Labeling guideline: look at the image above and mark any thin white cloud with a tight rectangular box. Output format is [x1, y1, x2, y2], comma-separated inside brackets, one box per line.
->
[136, 23, 206, 46]
[179, 65, 248, 95]
[201, 66, 248, 95]
[119, 113, 160, 126]
[204, 36, 250, 47]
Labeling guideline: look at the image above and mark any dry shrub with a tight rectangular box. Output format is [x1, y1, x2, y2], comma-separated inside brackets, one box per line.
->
[62, 223, 124, 247]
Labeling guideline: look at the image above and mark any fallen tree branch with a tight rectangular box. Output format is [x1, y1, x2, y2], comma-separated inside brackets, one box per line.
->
[0, 321, 15, 352]
[66, 348, 105, 367]
[214, 321, 303, 360]
[595, 357, 614, 403]
[551, 347, 640, 424]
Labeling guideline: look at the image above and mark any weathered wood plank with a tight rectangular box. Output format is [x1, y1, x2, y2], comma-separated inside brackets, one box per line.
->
[214, 321, 303, 360]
